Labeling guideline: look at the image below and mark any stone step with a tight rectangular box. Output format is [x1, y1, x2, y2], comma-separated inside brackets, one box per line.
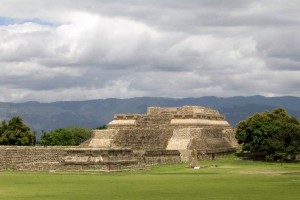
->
[166, 139, 190, 150]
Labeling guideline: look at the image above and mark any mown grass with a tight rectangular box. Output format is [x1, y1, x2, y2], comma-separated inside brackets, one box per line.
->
[0, 155, 299, 200]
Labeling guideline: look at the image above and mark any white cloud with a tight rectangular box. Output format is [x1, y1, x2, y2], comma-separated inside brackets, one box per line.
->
[0, 0, 300, 102]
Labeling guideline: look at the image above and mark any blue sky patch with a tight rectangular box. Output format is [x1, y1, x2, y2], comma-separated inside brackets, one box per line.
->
[0, 17, 15, 25]
[0, 16, 58, 26]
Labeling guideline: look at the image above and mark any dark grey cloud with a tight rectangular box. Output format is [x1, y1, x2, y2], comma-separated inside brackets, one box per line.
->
[0, 0, 299, 102]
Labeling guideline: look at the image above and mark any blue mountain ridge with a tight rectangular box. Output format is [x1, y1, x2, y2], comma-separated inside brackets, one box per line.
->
[0, 96, 299, 139]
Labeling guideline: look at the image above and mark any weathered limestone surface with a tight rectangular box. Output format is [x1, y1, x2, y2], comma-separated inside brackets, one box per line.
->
[63, 148, 139, 171]
[83, 130, 118, 148]
[0, 106, 237, 171]
[166, 128, 237, 151]
[84, 106, 238, 162]
[0, 146, 67, 171]
[0, 146, 181, 171]
[142, 150, 181, 165]
[0, 146, 142, 171]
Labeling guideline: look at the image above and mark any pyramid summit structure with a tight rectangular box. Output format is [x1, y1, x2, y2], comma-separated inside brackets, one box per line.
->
[82, 106, 238, 161]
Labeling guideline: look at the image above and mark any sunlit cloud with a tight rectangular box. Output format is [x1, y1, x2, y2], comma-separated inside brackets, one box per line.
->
[0, 0, 300, 102]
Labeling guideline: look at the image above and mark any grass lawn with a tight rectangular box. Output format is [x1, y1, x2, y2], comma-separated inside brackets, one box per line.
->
[0, 154, 299, 200]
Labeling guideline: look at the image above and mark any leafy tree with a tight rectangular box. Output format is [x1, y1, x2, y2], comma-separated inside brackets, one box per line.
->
[95, 125, 107, 130]
[40, 127, 92, 146]
[236, 108, 300, 161]
[0, 116, 36, 145]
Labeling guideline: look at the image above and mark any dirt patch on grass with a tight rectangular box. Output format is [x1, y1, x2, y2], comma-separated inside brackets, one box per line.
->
[238, 170, 300, 176]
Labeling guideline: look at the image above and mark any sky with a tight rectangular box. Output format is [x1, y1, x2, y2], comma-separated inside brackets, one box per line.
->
[0, 0, 300, 102]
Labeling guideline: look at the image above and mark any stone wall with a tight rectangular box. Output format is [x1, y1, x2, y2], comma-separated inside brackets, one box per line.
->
[0, 146, 139, 171]
[0, 146, 181, 171]
[0, 146, 67, 171]
[113, 129, 173, 150]
[63, 148, 139, 171]
[166, 128, 237, 151]
[139, 150, 181, 165]
[189, 128, 238, 152]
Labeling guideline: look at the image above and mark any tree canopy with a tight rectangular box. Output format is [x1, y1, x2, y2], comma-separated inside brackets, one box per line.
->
[236, 108, 300, 161]
[0, 116, 36, 145]
[94, 125, 107, 130]
[39, 127, 92, 146]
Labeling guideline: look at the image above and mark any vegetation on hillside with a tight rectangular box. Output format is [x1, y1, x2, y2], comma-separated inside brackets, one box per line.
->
[236, 108, 300, 161]
[0, 116, 36, 146]
[39, 127, 92, 146]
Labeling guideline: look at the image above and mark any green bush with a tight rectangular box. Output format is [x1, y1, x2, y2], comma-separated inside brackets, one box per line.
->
[40, 127, 92, 146]
[0, 116, 35, 146]
[236, 108, 300, 161]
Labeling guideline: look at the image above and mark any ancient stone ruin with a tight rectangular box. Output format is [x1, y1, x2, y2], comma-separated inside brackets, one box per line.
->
[0, 106, 238, 171]
[82, 106, 238, 162]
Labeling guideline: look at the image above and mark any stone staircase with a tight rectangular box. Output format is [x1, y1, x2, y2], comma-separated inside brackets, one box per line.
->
[166, 128, 193, 150]
[81, 129, 118, 148]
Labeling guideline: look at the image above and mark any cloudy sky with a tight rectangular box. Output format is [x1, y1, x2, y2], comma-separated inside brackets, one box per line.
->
[0, 0, 299, 102]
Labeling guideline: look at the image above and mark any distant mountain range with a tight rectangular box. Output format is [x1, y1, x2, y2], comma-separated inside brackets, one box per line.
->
[1, 96, 300, 139]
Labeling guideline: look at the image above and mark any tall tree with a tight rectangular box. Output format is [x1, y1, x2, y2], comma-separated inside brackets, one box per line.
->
[236, 108, 300, 161]
[0, 116, 36, 145]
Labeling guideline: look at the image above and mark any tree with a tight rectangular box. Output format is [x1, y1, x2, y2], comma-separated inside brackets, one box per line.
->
[0, 116, 36, 145]
[39, 127, 92, 146]
[95, 125, 107, 130]
[236, 108, 300, 161]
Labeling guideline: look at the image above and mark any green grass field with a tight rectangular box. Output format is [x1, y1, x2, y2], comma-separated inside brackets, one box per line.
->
[0, 155, 299, 200]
